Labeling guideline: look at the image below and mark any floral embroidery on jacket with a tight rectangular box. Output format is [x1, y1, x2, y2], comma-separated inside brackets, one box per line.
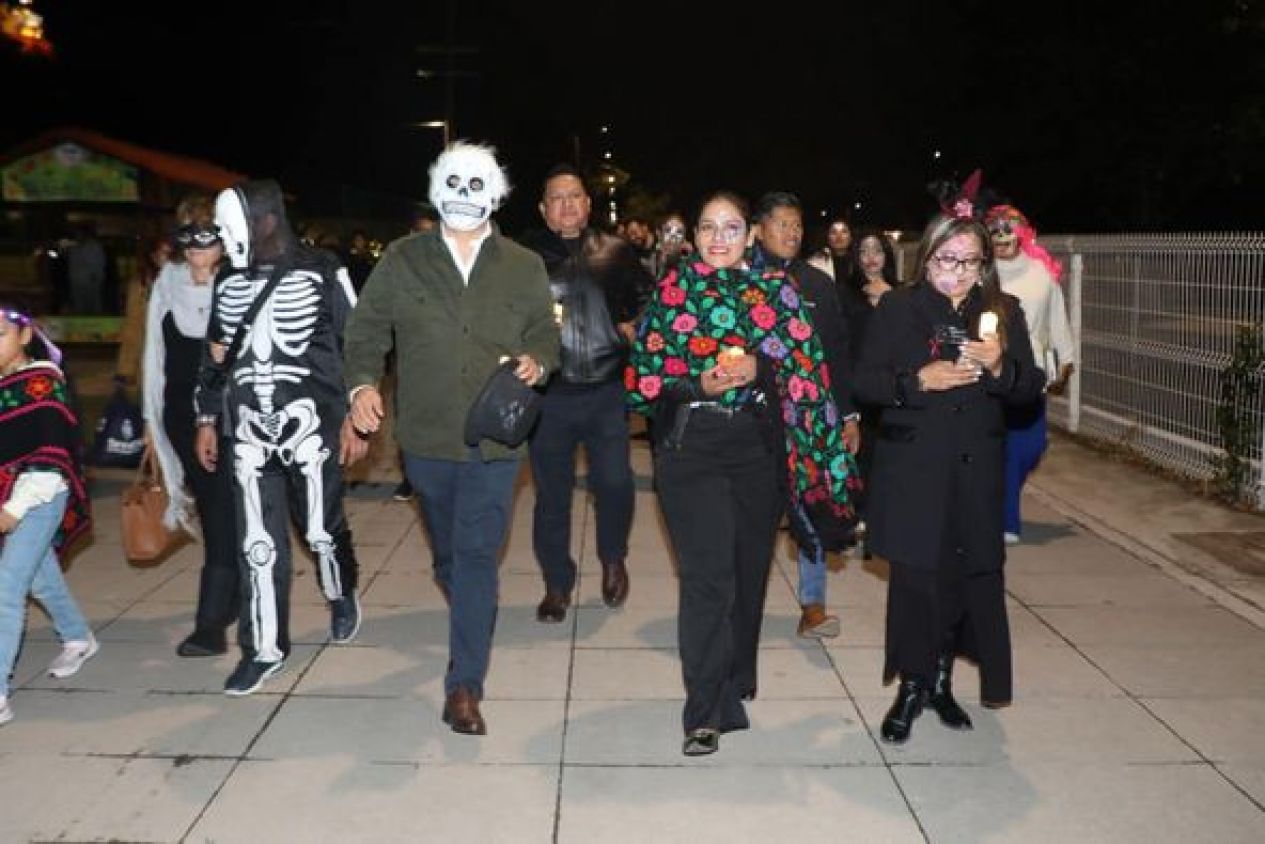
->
[626, 257, 859, 518]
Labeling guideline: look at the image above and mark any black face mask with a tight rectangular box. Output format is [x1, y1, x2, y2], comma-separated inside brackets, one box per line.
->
[175, 223, 222, 249]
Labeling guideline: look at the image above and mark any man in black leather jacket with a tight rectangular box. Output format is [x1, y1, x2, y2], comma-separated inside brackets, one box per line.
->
[518, 164, 653, 622]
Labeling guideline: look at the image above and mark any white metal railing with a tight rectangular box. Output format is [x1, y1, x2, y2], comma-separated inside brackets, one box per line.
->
[1039, 233, 1265, 509]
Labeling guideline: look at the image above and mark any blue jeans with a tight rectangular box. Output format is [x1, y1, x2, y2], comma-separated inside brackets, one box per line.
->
[405, 451, 520, 699]
[0, 491, 91, 697]
[797, 545, 827, 606]
[1004, 400, 1048, 536]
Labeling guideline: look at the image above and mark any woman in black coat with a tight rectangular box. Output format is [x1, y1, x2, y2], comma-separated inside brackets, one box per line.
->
[853, 214, 1045, 744]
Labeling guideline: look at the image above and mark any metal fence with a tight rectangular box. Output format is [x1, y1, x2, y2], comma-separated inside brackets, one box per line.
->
[895, 232, 1265, 507]
[1038, 233, 1265, 509]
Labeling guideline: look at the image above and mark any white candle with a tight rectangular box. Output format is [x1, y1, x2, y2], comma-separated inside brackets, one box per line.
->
[979, 311, 999, 338]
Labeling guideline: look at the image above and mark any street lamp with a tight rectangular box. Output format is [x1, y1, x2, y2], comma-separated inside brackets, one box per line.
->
[410, 120, 451, 146]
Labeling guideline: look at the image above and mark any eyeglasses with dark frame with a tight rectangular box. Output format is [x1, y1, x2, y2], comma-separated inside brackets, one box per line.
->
[929, 253, 984, 274]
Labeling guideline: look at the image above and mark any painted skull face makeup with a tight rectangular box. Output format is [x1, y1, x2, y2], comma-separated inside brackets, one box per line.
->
[427, 141, 510, 232]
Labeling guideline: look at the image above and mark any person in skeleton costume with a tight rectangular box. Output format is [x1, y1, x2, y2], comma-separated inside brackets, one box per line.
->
[194, 179, 367, 696]
[344, 142, 559, 736]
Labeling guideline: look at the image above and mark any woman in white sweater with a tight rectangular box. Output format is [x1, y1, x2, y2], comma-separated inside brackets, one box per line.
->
[986, 205, 1075, 544]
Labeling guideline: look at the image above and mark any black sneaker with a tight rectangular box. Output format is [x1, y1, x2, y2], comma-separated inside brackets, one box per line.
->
[392, 480, 414, 501]
[224, 658, 284, 696]
[330, 592, 361, 644]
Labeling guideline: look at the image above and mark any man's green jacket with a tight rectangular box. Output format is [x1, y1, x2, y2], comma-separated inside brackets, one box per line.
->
[343, 226, 560, 461]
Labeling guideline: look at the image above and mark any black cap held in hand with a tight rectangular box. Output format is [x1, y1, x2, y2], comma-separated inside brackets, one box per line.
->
[463, 358, 543, 447]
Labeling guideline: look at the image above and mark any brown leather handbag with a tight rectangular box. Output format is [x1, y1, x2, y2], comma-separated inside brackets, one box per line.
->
[120, 445, 183, 565]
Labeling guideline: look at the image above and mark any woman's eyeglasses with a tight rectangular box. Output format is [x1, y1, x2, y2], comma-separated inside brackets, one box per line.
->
[929, 254, 984, 273]
[696, 221, 746, 243]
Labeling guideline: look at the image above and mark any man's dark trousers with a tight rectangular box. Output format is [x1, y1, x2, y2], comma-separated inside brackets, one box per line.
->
[528, 380, 634, 594]
[405, 450, 520, 698]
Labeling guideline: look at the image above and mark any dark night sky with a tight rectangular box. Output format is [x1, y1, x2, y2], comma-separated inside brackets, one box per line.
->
[4, 0, 1263, 235]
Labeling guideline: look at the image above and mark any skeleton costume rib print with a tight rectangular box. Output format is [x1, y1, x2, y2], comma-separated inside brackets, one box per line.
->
[195, 180, 359, 668]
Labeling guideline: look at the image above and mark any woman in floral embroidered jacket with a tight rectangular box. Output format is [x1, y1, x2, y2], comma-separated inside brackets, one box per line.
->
[626, 191, 859, 756]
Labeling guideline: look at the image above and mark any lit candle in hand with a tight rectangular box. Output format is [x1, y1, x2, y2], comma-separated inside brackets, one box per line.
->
[978, 311, 999, 338]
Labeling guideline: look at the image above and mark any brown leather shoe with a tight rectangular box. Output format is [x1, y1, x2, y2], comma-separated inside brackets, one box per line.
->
[442, 687, 486, 735]
[536, 589, 571, 623]
[797, 604, 840, 639]
[600, 559, 629, 608]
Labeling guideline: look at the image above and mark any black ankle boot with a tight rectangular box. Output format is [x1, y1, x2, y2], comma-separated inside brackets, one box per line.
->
[928, 655, 973, 730]
[881, 678, 927, 744]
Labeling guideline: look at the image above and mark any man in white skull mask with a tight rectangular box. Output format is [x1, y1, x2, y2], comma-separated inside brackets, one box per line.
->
[194, 179, 367, 696]
[344, 142, 559, 736]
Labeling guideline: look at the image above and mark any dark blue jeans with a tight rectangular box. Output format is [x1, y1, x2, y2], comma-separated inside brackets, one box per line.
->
[528, 381, 635, 594]
[405, 450, 520, 698]
[1004, 399, 1048, 536]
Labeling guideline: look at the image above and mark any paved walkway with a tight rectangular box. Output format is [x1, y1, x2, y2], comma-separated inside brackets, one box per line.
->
[2, 434, 1264, 842]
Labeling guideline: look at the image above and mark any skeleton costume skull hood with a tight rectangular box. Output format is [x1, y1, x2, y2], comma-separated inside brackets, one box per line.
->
[427, 141, 510, 232]
[215, 179, 299, 269]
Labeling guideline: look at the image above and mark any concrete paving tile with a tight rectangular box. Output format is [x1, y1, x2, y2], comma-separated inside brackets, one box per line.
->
[1000, 603, 1076, 648]
[0, 753, 233, 844]
[574, 603, 676, 648]
[1003, 532, 1152, 577]
[1033, 604, 1265, 647]
[895, 762, 1265, 844]
[0, 689, 276, 756]
[93, 600, 201, 645]
[62, 564, 184, 604]
[558, 765, 922, 844]
[493, 603, 579, 650]
[21, 641, 319, 694]
[765, 603, 888, 648]
[139, 566, 206, 603]
[564, 698, 879, 766]
[191, 759, 557, 843]
[292, 644, 446, 699]
[249, 696, 565, 764]
[294, 644, 571, 701]
[1143, 697, 1265, 762]
[828, 644, 1123, 701]
[748, 647, 849, 699]
[855, 696, 1199, 765]
[570, 647, 681, 700]
[361, 569, 450, 607]
[1007, 572, 1216, 608]
[21, 598, 129, 640]
[1080, 644, 1265, 698]
[348, 604, 449, 651]
[1216, 763, 1265, 807]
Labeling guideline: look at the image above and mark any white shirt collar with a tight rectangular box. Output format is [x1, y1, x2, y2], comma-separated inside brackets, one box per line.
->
[440, 224, 492, 285]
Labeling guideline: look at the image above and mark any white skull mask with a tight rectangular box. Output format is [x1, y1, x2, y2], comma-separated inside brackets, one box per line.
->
[214, 188, 250, 269]
[427, 141, 510, 232]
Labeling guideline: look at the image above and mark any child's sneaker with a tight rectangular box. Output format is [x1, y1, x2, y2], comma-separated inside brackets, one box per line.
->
[0, 695, 13, 726]
[48, 635, 100, 679]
